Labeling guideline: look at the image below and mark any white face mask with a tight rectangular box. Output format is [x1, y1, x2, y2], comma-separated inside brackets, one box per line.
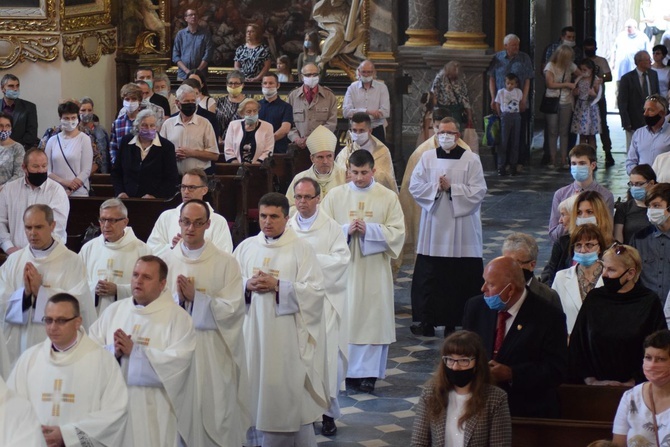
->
[648, 208, 670, 227]
[303, 76, 319, 89]
[575, 216, 597, 226]
[437, 134, 456, 149]
[359, 75, 373, 83]
[262, 87, 277, 98]
[156, 89, 169, 98]
[563, 40, 576, 47]
[350, 131, 370, 147]
[123, 100, 140, 113]
[60, 118, 79, 132]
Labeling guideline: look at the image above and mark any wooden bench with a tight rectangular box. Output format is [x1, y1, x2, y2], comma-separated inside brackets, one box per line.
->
[511, 384, 629, 447]
[208, 167, 248, 246]
[90, 184, 116, 198]
[89, 173, 111, 185]
[67, 194, 181, 252]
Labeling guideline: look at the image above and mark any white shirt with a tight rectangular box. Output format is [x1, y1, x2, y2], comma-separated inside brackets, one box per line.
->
[342, 80, 391, 129]
[159, 113, 218, 174]
[444, 390, 470, 446]
[505, 289, 527, 335]
[0, 176, 69, 252]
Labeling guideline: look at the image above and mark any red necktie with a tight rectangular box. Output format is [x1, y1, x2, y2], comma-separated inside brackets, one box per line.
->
[493, 311, 511, 359]
[305, 87, 314, 104]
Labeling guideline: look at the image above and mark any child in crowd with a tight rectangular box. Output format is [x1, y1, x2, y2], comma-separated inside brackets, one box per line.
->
[276, 55, 294, 83]
[571, 58, 601, 148]
[297, 30, 320, 79]
[494, 73, 523, 176]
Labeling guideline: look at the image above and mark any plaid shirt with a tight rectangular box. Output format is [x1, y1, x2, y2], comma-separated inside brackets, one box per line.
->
[110, 114, 134, 165]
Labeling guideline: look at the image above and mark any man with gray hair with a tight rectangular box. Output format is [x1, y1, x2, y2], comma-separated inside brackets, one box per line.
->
[343, 60, 390, 144]
[160, 84, 218, 174]
[502, 232, 562, 310]
[79, 198, 151, 315]
[0, 74, 38, 149]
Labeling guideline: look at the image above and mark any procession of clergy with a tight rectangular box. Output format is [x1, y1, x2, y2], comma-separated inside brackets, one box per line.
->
[0, 111, 477, 447]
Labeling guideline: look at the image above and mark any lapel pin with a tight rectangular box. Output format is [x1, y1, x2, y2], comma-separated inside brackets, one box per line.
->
[517, 324, 523, 331]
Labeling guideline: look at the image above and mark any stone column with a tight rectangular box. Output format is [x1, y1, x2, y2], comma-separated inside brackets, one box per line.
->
[442, 0, 488, 49]
[405, 0, 441, 46]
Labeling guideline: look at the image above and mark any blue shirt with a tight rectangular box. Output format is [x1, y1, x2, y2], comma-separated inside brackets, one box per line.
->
[625, 121, 670, 174]
[487, 51, 535, 92]
[172, 27, 213, 79]
[631, 225, 670, 306]
[259, 97, 293, 154]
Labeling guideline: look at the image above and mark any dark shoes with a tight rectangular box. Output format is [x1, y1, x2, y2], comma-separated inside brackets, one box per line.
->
[321, 415, 337, 436]
[359, 377, 377, 393]
[605, 153, 615, 168]
[497, 167, 508, 176]
[410, 322, 435, 336]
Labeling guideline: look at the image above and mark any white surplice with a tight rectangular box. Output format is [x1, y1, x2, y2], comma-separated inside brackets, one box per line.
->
[7, 328, 128, 446]
[334, 136, 398, 194]
[233, 228, 329, 432]
[409, 146, 487, 258]
[285, 165, 347, 215]
[0, 242, 95, 365]
[0, 376, 45, 447]
[288, 209, 351, 414]
[78, 227, 152, 315]
[320, 181, 405, 346]
[88, 292, 196, 447]
[162, 241, 250, 446]
[146, 203, 233, 257]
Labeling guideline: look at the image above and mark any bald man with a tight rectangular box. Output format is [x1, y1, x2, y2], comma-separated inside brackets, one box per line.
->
[462, 256, 567, 418]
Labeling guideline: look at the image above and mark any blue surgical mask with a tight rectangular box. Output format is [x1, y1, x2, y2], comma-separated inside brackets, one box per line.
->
[4, 89, 19, 100]
[573, 251, 599, 266]
[483, 283, 511, 311]
[244, 114, 259, 126]
[630, 186, 647, 201]
[571, 165, 591, 182]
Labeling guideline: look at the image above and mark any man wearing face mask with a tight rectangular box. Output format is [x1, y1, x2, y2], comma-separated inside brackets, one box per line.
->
[631, 183, 670, 305]
[548, 144, 614, 242]
[135, 67, 171, 117]
[110, 83, 145, 165]
[259, 73, 293, 154]
[343, 60, 390, 144]
[408, 117, 486, 337]
[542, 26, 583, 68]
[0, 148, 69, 255]
[462, 256, 568, 417]
[619, 51, 660, 150]
[160, 84, 218, 175]
[287, 63, 337, 149]
[0, 74, 38, 150]
[626, 94, 670, 174]
[335, 112, 397, 193]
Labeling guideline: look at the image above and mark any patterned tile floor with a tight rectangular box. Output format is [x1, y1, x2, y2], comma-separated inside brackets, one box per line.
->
[315, 117, 631, 445]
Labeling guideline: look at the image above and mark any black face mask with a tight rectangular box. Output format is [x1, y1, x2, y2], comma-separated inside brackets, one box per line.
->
[602, 269, 630, 293]
[445, 367, 475, 388]
[522, 268, 534, 282]
[584, 49, 596, 57]
[27, 171, 48, 187]
[180, 103, 197, 117]
[645, 113, 663, 127]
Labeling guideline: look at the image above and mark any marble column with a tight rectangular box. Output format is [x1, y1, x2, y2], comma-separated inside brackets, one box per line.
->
[442, 0, 488, 49]
[405, 0, 441, 46]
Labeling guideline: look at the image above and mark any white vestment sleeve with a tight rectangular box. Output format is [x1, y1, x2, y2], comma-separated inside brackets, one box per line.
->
[5, 288, 28, 325]
[408, 157, 441, 213]
[340, 223, 350, 238]
[449, 155, 488, 218]
[31, 286, 51, 323]
[275, 280, 299, 316]
[191, 290, 218, 330]
[127, 345, 162, 387]
[359, 223, 390, 256]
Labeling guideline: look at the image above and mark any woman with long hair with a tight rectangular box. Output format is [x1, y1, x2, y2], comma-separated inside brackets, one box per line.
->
[568, 190, 614, 246]
[411, 330, 511, 447]
[614, 164, 657, 244]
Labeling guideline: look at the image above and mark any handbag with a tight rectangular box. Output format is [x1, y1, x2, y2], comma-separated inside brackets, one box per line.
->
[540, 70, 566, 114]
[482, 114, 500, 147]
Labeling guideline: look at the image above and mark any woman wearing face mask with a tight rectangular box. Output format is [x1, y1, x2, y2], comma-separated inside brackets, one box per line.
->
[216, 71, 247, 142]
[612, 329, 670, 446]
[569, 243, 666, 386]
[614, 164, 656, 244]
[551, 224, 606, 335]
[234, 23, 272, 82]
[411, 330, 511, 447]
[430, 61, 473, 130]
[188, 70, 216, 113]
[297, 31, 321, 81]
[43, 101, 94, 196]
[224, 98, 274, 163]
[111, 109, 178, 199]
[0, 113, 25, 188]
[651, 45, 669, 99]
[568, 190, 614, 246]
[79, 97, 110, 173]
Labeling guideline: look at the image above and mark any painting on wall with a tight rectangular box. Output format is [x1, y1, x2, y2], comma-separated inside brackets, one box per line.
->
[0, 0, 58, 32]
[60, 0, 111, 31]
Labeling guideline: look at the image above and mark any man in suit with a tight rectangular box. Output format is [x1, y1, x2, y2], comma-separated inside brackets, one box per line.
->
[0, 74, 38, 149]
[618, 50, 660, 151]
[462, 256, 568, 418]
[502, 232, 562, 311]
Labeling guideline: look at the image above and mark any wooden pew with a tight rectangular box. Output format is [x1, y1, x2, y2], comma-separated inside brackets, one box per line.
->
[89, 173, 111, 185]
[289, 144, 312, 178]
[208, 167, 248, 246]
[67, 194, 181, 252]
[90, 184, 116, 198]
[511, 384, 629, 447]
[269, 152, 294, 195]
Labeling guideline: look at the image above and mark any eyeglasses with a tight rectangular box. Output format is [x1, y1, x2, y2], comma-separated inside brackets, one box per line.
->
[609, 241, 628, 255]
[442, 356, 475, 368]
[179, 218, 208, 228]
[42, 316, 78, 326]
[99, 217, 126, 225]
[627, 181, 649, 187]
[436, 131, 459, 136]
[294, 194, 317, 201]
[227, 82, 243, 87]
[574, 242, 599, 251]
[302, 72, 319, 78]
[179, 184, 205, 191]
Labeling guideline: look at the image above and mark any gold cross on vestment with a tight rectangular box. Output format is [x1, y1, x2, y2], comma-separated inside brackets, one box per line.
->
[132, 324, 151, 346]
[41, 379, 75, 417]
[253, 257, 279, 278]
[97, 259, 123, 281]
[349, 201, 373, 220]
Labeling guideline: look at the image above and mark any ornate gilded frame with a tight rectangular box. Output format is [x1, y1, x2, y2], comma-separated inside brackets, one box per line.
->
[60, 0, 111, 32]
[0, 0, 58, 32]
[62, 27, 116, 67]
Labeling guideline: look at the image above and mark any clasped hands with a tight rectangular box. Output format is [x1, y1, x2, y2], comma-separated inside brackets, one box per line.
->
[439, 175, 451, 192]
[246, 270, 278, 294]
[348, 218, 367, 236]
[114, 328, 134, 359]
[176, 274, 195, 303]
[23, 262, 43, 298]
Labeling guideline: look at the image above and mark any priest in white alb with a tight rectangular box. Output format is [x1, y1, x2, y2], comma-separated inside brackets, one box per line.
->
[7, 293, 128, 447]
[0, 375, 45, 447]
[147, 168, 233, 256]
[288, 178, 350, 437]
[0, 204, 95, 364]
[321, 150, 405, 394]
[285, 125, 346, 215]
[408, 117, 486, 337]
[161, 199, 250, 446]
[79, 198, 151, 315]
[88, 255, 196, 447]
[234, 193, 329, 447]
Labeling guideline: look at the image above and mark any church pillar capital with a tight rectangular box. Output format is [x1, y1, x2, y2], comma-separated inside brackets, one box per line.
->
[404, 0, 441, 47]
[442, 0, 488, 49]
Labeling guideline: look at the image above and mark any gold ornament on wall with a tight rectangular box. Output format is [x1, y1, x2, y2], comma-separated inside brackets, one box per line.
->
[0, 34, 59, 69]
[60, 0, 111, 32]
[62, 27, 116, 67]
[0, 0, 58, 32]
